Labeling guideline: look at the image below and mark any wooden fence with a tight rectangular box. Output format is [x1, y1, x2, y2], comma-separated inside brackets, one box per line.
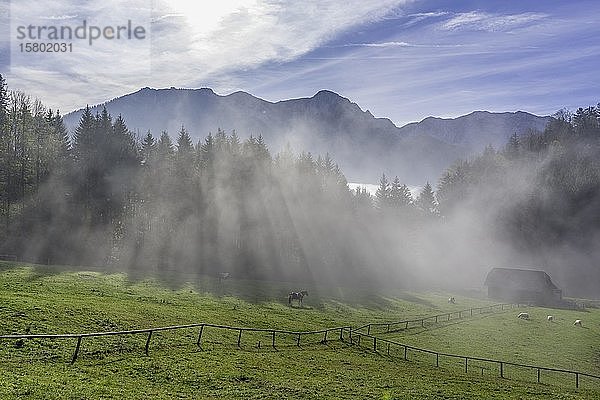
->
[349, 330, 600, 389]
[354, 303, 518, 335]
[2, 303, 599, 390]
[0, 323, 351, 364]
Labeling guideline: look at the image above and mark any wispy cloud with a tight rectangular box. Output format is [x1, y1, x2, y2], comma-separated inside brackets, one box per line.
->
[336, 41, 466, 49]
[39, 15, 78, 20]
[404, 11, 449, 26]
[441, 11, 547, 32]
[339, 41, 414, 48]
[5, 0, 409, 112]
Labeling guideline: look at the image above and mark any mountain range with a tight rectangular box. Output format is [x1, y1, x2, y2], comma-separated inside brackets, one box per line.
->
[64, 88, 551, 184]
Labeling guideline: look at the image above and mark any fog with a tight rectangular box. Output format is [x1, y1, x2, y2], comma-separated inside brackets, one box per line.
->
[1, 78, 599, 299]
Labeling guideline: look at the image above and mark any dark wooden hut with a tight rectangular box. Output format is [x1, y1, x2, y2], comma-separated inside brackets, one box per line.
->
[484, 268, 562, 305]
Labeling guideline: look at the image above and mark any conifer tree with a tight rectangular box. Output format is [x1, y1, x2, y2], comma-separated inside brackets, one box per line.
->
[141, 131, 156, 166]
[176, 125, 193, 155]
[415, 182, 437, 216]
[389, 176, 412, 209]
[229, 130, 241, 155]
[375, 173, 391, 211]
[199, 132, 214, 170]
[157, 131, 175, 159]
[72, 105, 96, 162]
[112, 114, 138, 166]
[505, 132, 520, 159]
[51, 110, 70, 159]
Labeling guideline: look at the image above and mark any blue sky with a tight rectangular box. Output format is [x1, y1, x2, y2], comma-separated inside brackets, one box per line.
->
[2, 0, 599, 125]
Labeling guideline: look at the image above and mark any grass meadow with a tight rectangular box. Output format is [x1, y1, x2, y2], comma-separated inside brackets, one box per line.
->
[0, 262, 598, 399]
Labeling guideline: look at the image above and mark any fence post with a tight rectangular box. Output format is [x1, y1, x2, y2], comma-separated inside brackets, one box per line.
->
[435, 316, 438, 323]
[470, 308, 473, 317]
[537, 368, 540, 383]
[373, 337, 377, 352]
[501, 304, 504, 310]
[197, 324, 204, 348]
[405, 321, 409, 330]
[576, 372, 579, 388]
[465, 357, 468, 373]
[339, 328, 343, 341]
[387, 324, 390, 333]
[500, 362, 504, 378]
[436, 353, 439, 367]
[421, 319, 424, 328]
[71, 336, 82, 364]
[145, 330, 153, 355]
[272, 331, 276, 348]
[237, 329, 242, 348]
[387, 343, 390, 355]
[404, 346, 407, 360]
[349, 329, 352, 344]
[367, 325, 371, 335]
[297, 334, 301, 347]
[323, 330, 328, 343]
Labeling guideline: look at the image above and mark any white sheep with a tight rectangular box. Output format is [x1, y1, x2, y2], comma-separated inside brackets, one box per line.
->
[547, 315, 554, 322]
[574, 319, 582, 327]
[517, 312, 529, 320]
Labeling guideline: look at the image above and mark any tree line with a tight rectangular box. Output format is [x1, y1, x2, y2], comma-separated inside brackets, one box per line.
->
[1, 74, 599, 293]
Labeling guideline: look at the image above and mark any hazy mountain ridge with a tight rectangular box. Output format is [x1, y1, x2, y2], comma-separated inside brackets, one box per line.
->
[398, 111, 552, 151]
[64, 88, 551, 184]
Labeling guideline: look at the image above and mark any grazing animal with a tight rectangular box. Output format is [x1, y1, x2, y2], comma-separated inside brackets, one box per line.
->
[574, 319, 582, 327]
[517, 312, 529, 320]
[448, 297, 456, 304]
[288, 290, 308, 306]
[218, 272, 230, 283]
[547, 315, 554, 322]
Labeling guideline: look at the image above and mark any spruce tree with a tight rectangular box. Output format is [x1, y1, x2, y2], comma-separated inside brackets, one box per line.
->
[72, 105, 95, 162]
[229, 130, 241, 155]
[141, 131, 156, 165]
[52, 110, 71, 158]
[199, 132, 214, 170]
[176, 125, 193, 155]
[157, 131, 175, 159]
[389, 176, 412, 209]
[415, 182, 437, 216]
[375, 173, 391, 211]
[505, 132, 520, 159]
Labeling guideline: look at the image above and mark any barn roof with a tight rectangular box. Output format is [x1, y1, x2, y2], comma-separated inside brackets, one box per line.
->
[484, 268, 560, 291]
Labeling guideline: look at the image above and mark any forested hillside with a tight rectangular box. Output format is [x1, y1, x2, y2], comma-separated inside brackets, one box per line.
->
[1, 75, 598, 295]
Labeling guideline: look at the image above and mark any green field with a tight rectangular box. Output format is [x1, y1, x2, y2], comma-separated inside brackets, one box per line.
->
[0, 262, 599, 399]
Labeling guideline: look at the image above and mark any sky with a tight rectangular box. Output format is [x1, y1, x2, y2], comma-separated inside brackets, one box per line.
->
[1, 0, 599, 126]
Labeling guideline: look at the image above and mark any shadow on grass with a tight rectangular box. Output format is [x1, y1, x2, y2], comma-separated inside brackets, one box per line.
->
[0, 261, 428, 312]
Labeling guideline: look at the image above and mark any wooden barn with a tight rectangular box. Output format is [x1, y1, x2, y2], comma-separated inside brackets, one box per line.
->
[484, 268, 562, 305]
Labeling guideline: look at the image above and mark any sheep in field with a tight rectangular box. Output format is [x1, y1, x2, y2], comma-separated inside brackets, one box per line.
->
[517, 312, 529, 320]
[547, 315, 554, 322]
[574, 319, 582, 327]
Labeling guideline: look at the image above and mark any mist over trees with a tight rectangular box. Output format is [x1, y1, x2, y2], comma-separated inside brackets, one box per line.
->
[436, 106, 600, 296]
[0, 74, 599, 296]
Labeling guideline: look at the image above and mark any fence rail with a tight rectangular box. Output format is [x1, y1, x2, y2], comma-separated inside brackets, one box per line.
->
[349, 330, 600, 389]
[0, 323, 351, 364]
[354, 303, 519, 335]
[2, 304, 599, 390]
